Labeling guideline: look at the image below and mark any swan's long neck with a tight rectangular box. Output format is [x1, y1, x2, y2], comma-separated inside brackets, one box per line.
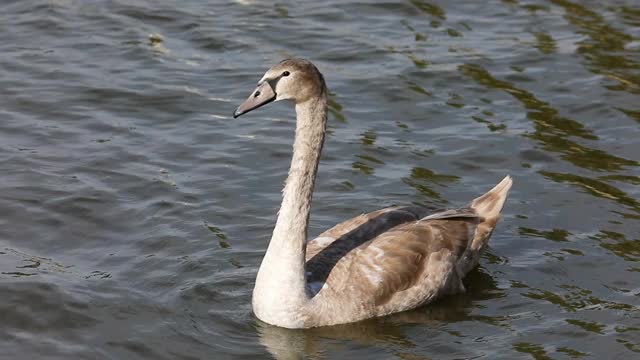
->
[253, 95, 327, 327]
[272, 97, 327, 258]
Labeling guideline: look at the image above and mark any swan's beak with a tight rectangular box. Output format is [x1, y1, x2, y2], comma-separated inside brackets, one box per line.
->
[233, 81, 276, 118]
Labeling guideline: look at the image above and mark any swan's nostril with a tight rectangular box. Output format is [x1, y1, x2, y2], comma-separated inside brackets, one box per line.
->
[254, 91, 261, 97]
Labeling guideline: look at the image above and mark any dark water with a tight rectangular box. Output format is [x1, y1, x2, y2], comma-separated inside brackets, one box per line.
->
[1, 0, 639, 358]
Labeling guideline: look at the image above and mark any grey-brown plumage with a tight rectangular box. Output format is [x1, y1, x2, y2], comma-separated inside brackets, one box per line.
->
[303, 177, 511, 326]
[233, 58, 513, 328]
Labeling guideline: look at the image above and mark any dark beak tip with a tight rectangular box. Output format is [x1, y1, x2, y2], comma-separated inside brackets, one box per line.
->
[233, 83, 276, 119]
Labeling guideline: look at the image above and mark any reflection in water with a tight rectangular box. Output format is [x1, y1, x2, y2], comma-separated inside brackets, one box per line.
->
[459, 63, 638, 173]
[402, 167, 459, 204]
[566, 318, 605, 334]
[540, 171, 640, 214]
[351, 130, 389, 175]
[519, 282, 636, 312]
[532, 32, 557, 54]
[518, 227, 571, 242]
[274, 4, 289, 18]
[550, 0, 639, 94]
[386, 45, 430, 70]
[617, 107, 640, 123]
[408, 0, 446, 20]
[256, 317, 418, 360]
[0, 248, 81, 278]
[257, 268, 503, 359]
[512, 342, 555, 360]
[351, 154, 385, 175]
[400, 20, 428, 43]
[404, 79, 432, 97]
[592, 230, 640, 262]
[327, 95, 346, 123]
[360, 129, 377, 146]
[459, 63, 597, 140]
[472, 114, 507, 132]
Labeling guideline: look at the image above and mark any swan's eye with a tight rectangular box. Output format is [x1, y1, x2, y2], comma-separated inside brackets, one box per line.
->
[282, 71, 290, 77]
[254, 91, 261, 97]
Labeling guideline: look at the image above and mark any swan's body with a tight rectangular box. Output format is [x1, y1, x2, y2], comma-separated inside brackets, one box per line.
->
[234, 59, 512, 329]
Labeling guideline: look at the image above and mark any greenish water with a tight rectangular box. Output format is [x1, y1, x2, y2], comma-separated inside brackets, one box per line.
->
[0, 0, 638, 359]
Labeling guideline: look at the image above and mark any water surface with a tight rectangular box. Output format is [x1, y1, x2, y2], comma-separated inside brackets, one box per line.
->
[1, 0, 639, 359]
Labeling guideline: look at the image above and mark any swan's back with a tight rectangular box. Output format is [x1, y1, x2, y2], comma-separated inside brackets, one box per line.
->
[302, 176, 512, 327]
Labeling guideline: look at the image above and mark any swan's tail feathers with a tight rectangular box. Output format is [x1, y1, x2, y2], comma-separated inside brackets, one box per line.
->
[462, 175, 512, 269]
[470, 175, 513, 222]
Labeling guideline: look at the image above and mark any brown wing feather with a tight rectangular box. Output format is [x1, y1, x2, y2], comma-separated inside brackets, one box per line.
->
[349, 218, 477, 305]
[302, 177, 511, 326]
[305, 207, 480, 308]
[306, 207, 427, 281]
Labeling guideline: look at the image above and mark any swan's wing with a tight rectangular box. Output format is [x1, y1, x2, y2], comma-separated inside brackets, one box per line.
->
[305, 206, 477, 260]
[305, 206, 429, 261]
[303, 177, 512, 325]
[306, 207, 481, 305]
[349, 217, 478, 306]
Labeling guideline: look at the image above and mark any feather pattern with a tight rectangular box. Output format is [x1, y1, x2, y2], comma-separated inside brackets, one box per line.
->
[301, 206, 485, 326]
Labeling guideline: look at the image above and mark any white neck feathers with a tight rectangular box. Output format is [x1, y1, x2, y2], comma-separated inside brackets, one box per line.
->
[252, 95, 328, 327]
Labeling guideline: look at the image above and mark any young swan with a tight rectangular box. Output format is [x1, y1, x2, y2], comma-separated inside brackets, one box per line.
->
[234, 58, 512, 329]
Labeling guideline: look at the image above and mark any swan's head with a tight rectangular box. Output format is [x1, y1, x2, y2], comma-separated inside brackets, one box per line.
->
[233, 58, 326, 118]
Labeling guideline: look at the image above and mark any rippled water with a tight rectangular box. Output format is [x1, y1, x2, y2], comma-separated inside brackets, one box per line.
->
[1, 0, 639, 358]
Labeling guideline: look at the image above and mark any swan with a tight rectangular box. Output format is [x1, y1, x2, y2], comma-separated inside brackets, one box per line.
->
[233, 58, 512, 329]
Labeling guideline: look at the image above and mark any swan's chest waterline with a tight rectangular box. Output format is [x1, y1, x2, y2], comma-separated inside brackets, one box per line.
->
[252, 261, 309, 329]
